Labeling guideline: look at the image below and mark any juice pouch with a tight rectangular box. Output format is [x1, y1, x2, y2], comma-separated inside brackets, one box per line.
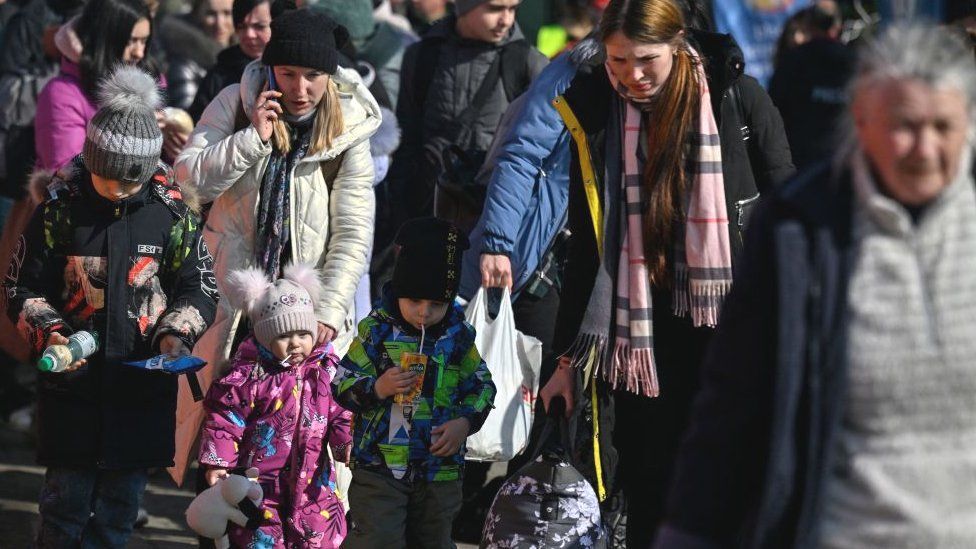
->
[395, 352, 428, 404]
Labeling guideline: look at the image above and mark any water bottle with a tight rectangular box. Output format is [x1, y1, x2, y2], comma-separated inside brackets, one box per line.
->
[37, 331, 99, 372]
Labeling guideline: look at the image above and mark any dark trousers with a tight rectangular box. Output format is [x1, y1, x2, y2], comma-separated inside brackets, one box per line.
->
[36, 467, 149, 549]
[343, 468, 463, 549]
[614, 294, 712, 547]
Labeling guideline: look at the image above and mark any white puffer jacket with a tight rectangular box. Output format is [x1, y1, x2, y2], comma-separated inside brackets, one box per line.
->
[169, 61, 379, 483]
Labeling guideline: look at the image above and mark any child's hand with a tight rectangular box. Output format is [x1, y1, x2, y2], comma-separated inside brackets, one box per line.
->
[430, 417, 470, 457]
[159, 335, 190, 357]
[333, 442, 352, 463]
[374, 367, 418, 399]
[204, 468, 229, 486]
[46, 333, 87, 372]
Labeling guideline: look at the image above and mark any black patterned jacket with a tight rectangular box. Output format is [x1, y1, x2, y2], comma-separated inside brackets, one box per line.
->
[4, 156, 218, 468]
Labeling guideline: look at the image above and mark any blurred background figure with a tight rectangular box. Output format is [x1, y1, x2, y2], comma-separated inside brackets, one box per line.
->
[188, 0, 295, 121]
[158, 0, 234, 111]
[769, 1, 854, 170]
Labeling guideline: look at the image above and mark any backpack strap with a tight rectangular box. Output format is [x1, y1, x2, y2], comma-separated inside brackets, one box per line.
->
[412, 36, 445, 114]
[499, 39, 532, 103]
[727, 79, 762, 184]
[320, 151, 346, 193]
[413, 37, 533, 117]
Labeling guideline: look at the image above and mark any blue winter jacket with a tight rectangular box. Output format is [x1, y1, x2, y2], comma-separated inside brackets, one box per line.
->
[459, 47, 588, 299]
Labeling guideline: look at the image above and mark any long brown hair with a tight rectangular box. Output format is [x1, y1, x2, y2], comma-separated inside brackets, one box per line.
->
[600, 0, 701, 285]
[271, 75, 345, 156]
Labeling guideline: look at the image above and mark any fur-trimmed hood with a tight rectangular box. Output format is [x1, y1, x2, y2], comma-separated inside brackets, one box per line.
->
[371, 107, 400, 158]
[28, 158, 202, 214]
[157, 14, 223, 69]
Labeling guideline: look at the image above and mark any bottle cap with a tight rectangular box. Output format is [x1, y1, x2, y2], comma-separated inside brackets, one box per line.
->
[37, 356, 55, 372]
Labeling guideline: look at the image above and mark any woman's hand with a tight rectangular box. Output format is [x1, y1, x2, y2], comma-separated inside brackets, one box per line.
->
[430, 417, 471, 457]
[251, 90, 283, 143]
[316, 322, 335, 345]
[480, 253, 513, 290]
[540, 357, 576, 418]
[44, 333, 86, 372]
[204, 468, 229, 486]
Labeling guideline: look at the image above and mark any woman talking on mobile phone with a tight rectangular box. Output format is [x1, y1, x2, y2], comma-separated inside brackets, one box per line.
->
[173, 8, 380, 482]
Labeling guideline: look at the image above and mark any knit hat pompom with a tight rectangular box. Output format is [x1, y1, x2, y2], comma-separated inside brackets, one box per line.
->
[96, 64, 162, 114]
[83, 65, 163, 185]
[226, 264, 321, 349]
[282, 263, 323, 305]
[224, 268, 273, 316]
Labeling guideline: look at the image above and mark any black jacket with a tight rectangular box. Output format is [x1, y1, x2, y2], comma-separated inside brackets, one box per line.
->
[552, 29, 795, 356]
[188, 44, 254, 122]
[158, 14, 221, 111]
[769, 38, 855, 170]
[657, 161, 855, 549]
[5, 158, 218, 469]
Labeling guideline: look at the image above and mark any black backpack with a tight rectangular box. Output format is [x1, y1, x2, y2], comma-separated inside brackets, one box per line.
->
[412, 36, 534, 234]
[480, 398, 606, 549]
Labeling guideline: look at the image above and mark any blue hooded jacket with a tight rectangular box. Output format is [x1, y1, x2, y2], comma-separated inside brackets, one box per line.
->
[459, 41, 599, 300]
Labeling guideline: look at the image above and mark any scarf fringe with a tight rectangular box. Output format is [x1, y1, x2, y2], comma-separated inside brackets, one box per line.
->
[566, 332, 609, 380]
[610, 342, 659, 397]
[671, 264, 731, 328]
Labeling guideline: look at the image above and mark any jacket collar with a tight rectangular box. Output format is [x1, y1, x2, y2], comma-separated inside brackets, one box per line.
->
[239, 59, 382, 163]
[376, 283, 467, 342]
[236, 335, 332, 373]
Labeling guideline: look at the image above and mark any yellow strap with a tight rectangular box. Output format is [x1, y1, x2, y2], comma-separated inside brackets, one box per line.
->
[590, 372, 607, 502]
[552, 96, 603, 258]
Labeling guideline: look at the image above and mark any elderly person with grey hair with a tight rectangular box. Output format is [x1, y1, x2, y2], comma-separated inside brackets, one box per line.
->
[652, 23, 976, 549]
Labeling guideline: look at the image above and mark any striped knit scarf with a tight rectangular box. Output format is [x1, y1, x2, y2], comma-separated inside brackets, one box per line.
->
[597, 49, 732, 396]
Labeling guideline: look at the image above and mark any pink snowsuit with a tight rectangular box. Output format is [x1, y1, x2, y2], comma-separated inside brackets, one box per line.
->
[200, 337, 352, 548]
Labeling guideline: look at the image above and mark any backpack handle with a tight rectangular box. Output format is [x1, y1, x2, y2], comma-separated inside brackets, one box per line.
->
[527, 396, 572, 463]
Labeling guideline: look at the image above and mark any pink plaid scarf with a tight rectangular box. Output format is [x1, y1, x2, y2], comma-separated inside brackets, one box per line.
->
[605, 49, 732, 396]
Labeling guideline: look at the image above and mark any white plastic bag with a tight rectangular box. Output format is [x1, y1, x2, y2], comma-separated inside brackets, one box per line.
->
[465, 287, 542, 462]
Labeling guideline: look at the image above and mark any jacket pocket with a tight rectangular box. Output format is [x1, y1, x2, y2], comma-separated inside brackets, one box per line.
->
[734, 193, 760, 245]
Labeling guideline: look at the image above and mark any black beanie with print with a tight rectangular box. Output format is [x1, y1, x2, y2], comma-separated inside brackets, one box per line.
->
[392, 217, 469, 302]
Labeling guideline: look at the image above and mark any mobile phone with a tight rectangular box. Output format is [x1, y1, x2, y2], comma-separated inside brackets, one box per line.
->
[266, 66, 277, 92]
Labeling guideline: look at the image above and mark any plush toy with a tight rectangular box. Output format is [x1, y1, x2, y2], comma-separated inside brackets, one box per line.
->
[186, 467, 264, 549]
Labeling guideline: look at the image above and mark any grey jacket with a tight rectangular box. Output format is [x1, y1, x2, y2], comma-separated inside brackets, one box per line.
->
[391, 15, 547, 216]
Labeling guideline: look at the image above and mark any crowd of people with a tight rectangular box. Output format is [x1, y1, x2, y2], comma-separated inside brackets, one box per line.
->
[1, 0, 975, 547]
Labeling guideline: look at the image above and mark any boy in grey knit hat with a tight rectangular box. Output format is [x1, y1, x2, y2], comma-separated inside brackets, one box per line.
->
[4, 65, 217, 548]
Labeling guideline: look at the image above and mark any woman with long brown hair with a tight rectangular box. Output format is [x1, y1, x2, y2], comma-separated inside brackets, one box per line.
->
[538, 0, 793, 544]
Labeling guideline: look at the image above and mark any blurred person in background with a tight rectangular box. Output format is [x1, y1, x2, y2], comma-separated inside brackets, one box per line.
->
[158, 0, 234, 112]
[407, 0, 447, 34]
[769, 2, 854, 170]
[188, 0, 295, 120]
[34, 0, 158, 174]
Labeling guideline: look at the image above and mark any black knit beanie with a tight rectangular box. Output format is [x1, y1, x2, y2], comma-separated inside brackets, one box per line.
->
[262, 8, 349, 74]
[392, 218, 470, 302]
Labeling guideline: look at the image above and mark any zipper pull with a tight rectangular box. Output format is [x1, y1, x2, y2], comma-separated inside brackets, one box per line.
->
[114, 205, 121, 218]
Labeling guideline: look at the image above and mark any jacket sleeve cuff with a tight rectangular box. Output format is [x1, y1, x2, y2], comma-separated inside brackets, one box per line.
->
[652, 525, 726, 549]
[481, 233, 514, 256]
[316, 308, 346, 334]
[239, 125, 273, 162]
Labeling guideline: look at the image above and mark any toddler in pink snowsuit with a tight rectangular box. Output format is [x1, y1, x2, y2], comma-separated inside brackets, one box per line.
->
[199, 264, 352, 548]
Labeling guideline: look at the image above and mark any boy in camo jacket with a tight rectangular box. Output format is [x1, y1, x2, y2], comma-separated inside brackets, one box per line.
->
[332, 217, 495, 548]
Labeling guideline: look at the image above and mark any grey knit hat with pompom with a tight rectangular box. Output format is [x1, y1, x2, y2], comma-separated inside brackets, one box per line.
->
[83, 65, 163, 186]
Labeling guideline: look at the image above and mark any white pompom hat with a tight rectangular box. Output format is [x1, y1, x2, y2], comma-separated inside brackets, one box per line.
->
[224, 263, 323, 349]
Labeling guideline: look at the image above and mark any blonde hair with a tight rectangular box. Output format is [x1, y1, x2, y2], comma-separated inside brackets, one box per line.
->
[271, 76, 345, 155]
